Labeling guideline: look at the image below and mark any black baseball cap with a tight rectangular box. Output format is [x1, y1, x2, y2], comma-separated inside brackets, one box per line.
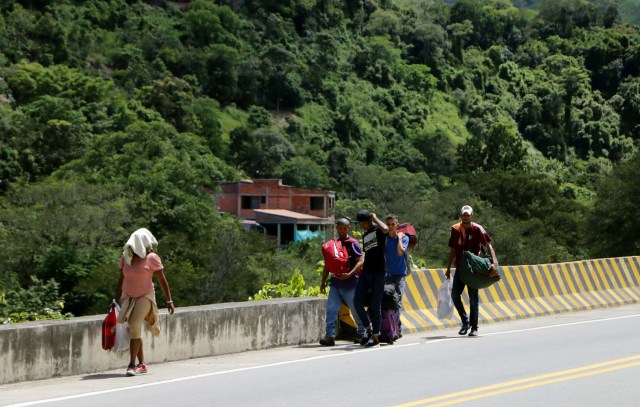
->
[356, 209, 372, 221]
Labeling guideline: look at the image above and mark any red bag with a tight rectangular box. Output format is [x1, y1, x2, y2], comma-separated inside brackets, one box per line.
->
[398, 223, 418, 249]
[102, 305, 117, 350]
[322, 238, 355, 276]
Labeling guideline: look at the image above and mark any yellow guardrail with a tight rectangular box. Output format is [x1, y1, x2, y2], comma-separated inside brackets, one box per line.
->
[402, 256, 640, 332]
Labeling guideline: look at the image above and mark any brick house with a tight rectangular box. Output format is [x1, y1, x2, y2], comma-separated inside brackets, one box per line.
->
[216, 179, 336, 246]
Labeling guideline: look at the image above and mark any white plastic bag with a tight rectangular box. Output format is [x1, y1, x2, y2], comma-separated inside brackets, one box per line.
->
[112, 303, 130, 352]
[436, 279, 454, 320]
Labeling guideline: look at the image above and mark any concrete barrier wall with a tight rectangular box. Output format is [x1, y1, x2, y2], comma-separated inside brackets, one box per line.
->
[402, 256, 640, 332]
[0, 298, 325, 385]
[2, 256, 638, 385]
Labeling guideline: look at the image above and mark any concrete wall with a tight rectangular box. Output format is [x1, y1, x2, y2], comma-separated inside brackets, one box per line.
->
[0, 298, 325, 385]
[402, 256, 640, 331]
[2, 256, 639, 385]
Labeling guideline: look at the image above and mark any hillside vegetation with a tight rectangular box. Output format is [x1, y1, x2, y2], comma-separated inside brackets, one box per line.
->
[1, 0, 639, 320]
[619, 0, 640, 26]
[504, 0, 640, 27]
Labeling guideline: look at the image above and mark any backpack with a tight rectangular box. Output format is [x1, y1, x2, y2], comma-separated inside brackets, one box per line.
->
[397, 223, 417, 248]
[381, 283, 401, 310]
[398, 223, 418, 275]
[322, 237, 356, 275]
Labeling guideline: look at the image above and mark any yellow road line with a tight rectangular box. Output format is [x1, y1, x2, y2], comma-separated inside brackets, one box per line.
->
[392, 355, 640, 407]
[427, 361, 640, 406]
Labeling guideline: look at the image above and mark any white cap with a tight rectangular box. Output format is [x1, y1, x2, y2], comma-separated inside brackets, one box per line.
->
[460, 205, 473, 215]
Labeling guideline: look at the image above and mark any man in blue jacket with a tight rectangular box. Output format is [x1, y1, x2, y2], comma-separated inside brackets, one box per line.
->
[384, 214, 409, 338]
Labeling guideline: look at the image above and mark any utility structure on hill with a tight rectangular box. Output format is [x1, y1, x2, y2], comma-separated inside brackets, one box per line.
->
[216, 179, 335, 246]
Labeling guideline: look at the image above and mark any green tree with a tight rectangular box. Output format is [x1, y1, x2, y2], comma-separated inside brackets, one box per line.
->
[407, 21, 448, 70]
[1, 276, 71, 324]
[280, 156, 331, 190]
[589, 153, 640, 257]
[537, 0, 600, 38]
[347, 164, 432, 217]
[230, 124, 295, 178]
[138, 76, 198, 132]
[353, 36, 401, 86]
[457, 121, 528, 173]
[364, 9, 402, 43]
[0, 180, 130, 315]
[182, 1, 240, 47]
[617, 77, 640, 140]
[260, 44, 307, 109]
[447, 20, 473, 62]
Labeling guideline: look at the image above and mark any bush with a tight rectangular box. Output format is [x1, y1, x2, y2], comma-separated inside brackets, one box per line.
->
[249, 268, 324, 300]
[1, 276, 73, 324]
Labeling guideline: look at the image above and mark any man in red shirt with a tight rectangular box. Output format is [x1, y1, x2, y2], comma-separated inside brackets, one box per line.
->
[445, 205, 498, 337]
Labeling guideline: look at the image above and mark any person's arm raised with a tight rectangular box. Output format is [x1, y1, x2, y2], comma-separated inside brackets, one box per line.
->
[396, 232, 407, 256]
[371, 213, 389, 234]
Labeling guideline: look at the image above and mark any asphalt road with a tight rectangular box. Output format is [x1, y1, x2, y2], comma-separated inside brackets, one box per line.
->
[2, 304, 639, 407]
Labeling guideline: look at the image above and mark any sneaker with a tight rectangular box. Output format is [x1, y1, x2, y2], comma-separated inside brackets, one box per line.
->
[468, 328, 478, 337]
[126, 364, 137, 376]
[354, 333, 365, 344]
[364, 336, 380, 347]
[135, 363, 148, 374]
[458, 323, 470, 335]
[360, 332, 371, 346]
[319, 336, 335, 346]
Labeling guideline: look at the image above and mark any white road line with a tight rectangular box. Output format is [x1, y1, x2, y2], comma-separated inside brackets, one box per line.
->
[481, 313, 640, 337]
[8, 313, 640, 406]
[6, 342, 420, 406]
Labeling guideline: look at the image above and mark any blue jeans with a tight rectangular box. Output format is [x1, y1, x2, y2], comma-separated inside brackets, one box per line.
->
[385, 275, 406, 334]
[354, 270, 386, 336]
[325, 284, 366, 337]
[452, 271, 479, 328]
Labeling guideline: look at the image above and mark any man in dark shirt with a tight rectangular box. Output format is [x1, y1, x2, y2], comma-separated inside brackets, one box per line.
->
[445, 205, 498, 337]
[353, 209, 389, 347]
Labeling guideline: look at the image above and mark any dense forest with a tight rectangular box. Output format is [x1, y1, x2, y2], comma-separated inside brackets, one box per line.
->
[1, 0, 639, 322]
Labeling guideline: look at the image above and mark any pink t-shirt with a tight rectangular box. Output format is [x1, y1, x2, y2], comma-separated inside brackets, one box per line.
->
[119, 253, 163, 298]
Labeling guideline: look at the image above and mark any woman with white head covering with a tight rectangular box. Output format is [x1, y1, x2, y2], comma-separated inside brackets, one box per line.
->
[115, 228, 174, 376]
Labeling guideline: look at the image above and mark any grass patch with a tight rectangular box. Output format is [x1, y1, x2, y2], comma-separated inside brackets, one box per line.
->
[218, 105, 248, 142]
[425, 90, 469, 146]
